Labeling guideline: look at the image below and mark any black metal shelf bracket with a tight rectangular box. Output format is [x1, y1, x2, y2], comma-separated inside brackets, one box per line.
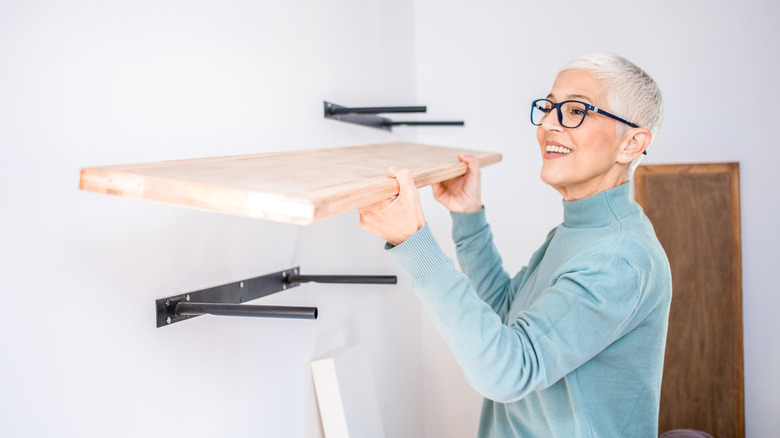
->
[155, 267, 397, 328]
[324, 101, 464, 131]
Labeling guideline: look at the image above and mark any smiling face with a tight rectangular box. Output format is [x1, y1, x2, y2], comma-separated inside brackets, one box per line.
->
[536, 69, 634, 201]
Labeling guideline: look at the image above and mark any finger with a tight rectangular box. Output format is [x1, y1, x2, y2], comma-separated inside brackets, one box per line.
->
[359, 197, 395, 217]
[393, 168, 417, 195]
[358, 213, 382, 235]
[464, 155, 482, 180]
[360, 197, 391, 211]
[459, 154, 477, 169]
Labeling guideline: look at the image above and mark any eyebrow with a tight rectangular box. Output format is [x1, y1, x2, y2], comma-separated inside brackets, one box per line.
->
[546, 93, 594, 103]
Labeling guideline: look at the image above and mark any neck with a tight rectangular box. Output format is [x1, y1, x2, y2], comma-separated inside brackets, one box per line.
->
[555, 167, 630, 201]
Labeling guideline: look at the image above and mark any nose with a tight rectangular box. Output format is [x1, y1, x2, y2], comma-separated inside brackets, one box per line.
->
[539, 106, 565, 132]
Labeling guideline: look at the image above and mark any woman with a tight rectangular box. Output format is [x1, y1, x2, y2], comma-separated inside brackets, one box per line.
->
[359, 53, 671, 437]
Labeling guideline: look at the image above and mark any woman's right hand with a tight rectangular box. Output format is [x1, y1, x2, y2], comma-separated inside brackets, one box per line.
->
[432, 154, 483, 213]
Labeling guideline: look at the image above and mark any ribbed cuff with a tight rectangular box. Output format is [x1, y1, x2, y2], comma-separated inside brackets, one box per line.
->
[386, 224, 452, 281]
[451, 208, 488, 242]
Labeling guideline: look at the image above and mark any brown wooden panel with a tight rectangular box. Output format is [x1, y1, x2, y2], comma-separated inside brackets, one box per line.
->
[634, 163, 743, 438]
[79, 142, 502, 225]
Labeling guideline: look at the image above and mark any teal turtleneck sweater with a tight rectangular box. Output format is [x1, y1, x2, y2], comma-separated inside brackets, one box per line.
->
[388, 183, 672, 437]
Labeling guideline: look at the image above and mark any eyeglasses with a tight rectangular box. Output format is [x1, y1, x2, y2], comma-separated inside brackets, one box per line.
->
[531, 98, 646, 155]
[531, 99, 639, 129]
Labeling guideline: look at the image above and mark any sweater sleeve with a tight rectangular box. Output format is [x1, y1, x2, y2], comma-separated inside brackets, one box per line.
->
[451, 209, 515, 318]
[389, 224, 642, 403]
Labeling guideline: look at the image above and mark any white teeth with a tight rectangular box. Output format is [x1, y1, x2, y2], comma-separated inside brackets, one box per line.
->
[546, 145, 572, 154]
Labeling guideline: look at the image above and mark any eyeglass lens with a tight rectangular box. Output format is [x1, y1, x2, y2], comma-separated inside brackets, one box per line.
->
[531, 100, 589, 128]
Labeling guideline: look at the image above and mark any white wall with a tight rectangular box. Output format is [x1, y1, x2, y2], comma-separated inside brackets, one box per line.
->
[3, 0, 778, 437]
[414, 1, 780, 437]
[0, 0, 425, 436]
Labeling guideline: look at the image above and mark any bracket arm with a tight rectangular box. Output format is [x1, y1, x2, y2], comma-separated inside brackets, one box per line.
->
[286, 274, 397, 285]
[175, 302, 317, 320]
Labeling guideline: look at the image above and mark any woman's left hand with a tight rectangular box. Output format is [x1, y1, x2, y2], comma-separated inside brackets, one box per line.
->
[359, 167, 426, 247]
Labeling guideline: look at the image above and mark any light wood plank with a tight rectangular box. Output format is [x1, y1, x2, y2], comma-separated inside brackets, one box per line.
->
[79, 142, 502, 224]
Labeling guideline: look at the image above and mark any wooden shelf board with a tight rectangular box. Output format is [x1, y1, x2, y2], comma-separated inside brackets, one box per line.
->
[79, 142, 502, 225]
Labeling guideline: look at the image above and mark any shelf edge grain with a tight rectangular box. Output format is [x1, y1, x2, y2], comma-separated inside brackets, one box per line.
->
[79, 143, 502, 225]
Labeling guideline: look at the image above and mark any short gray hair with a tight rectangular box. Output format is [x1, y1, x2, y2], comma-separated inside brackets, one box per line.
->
[560, 53, 663, 172]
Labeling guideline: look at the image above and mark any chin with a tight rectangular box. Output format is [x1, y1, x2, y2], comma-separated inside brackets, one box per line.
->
[539, 166, 563, 187]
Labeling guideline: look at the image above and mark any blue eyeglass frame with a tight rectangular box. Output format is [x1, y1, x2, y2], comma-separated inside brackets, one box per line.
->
[531, 98, 646, 154]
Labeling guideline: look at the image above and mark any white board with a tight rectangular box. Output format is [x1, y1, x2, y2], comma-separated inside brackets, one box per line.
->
[311, 343, 384, 438]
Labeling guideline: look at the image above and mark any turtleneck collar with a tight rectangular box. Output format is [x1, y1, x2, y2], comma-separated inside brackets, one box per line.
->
[562, 182, 639, 228]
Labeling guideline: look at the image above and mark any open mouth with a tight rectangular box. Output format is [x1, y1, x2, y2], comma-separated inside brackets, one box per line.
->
[545, 145, 572, 155]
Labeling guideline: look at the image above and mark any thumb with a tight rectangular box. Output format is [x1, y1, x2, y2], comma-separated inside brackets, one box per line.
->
[391, 168, 417, 195]
[460, 154, 479, 173]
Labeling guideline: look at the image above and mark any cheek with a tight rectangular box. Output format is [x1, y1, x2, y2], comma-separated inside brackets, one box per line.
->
[570, 127, 618, 158]
[536, 127, 545, 146]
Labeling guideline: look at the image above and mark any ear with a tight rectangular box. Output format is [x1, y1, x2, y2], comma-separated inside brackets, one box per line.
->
[617, 128, 652, 163]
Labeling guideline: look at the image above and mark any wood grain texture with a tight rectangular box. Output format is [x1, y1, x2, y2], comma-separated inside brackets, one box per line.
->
[79, 142, 502, 225]
[634, 163, 743, 438]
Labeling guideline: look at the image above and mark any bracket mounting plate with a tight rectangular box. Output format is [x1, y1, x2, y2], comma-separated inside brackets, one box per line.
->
[155, 267, 302, 327]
